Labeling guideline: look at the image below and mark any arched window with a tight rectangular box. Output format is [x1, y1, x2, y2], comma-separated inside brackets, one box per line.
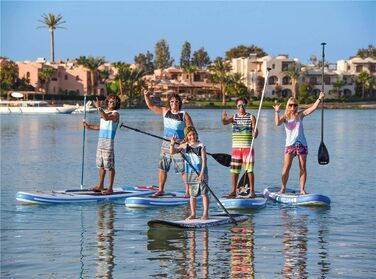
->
[282, 76, 291, 85]
[269, 76, 278, 85]
[343, 89, 352, 97]
[281, 89, 292, 98]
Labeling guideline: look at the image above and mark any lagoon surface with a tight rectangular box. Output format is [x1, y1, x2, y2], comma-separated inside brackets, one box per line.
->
[1, 108, 375, 278]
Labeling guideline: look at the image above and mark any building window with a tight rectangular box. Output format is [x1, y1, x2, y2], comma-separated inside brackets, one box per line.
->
[324, 76, 331, 85]
[282, 76, 291, 85]
[76, 75, 80, 81]
[193, 74, 202, 82]
[65, 74, 68, 80]
[272, 64, 275, 69]
[282, 62, 290, 71]
[269, 76, 278, 85]
[26, 72, 30, 78]
[53, 87, 56, 93]
[171, 74, 177, 80]
[309, 77, 317, 85]
[356, 65, 363, 72]
[370, 64, 376, 73]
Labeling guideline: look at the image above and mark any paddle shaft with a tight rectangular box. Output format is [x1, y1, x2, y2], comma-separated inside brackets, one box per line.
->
[120, 124, 228, 159]
[321, 42, 326, 142]
[80, 95, 87, 189]
[178, 151, 237, 224]
[240, 68, 271, 187]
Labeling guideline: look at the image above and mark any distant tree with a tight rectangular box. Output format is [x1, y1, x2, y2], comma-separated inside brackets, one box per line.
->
[332, 78, 346, 98]
[134, 51, 154, 75]
[298, 82, 312, 103]
[356, 71, 373, 99]
[356, 44, 376, 59]
[37, 13, 66, 63]
[76, 56, 106, 95]
[0, 58, 19, 91]
[180, 41, 191, 68]
[224, 72, 248, 98]
[38, 67, 56, 95]
[114, 62, 145, 104]
[191, 48, 211, 69]
[225, 44, 267, 60]
[283, 64, 301, 98]
[208, 57, 232, 105]
[309, 54, 318, 66]
[154, 39, 174, 69]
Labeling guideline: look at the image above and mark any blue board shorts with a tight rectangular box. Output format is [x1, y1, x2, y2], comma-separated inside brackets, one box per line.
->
[159, 152, 185, 173]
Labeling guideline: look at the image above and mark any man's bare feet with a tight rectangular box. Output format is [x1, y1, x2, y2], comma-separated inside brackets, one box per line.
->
[184, 192, 189, 198]
[300, 190, 308, 195]
[278, 187, 286, 194]
[249, 191, 256, 198]
[227, 191, 236, 198]
[185, 215, 196, 220]
[102, 189, 113, 195]
[200, 215, 208, 220]
[89, 186, 103, 192]
[153, 191, 164, 197]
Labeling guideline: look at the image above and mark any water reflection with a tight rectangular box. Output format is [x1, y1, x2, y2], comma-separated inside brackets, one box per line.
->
[230, 219, 255, 278]
[281, 207, 330, 279]
[95, 203, 115, 278]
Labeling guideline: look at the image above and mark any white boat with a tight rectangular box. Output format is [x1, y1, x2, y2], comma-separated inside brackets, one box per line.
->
[70, 101, 97, 114]
[0, 100, 77, 114]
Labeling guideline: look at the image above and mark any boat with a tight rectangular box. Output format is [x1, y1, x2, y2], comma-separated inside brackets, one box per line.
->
[125, 191, 201, 208]
[0, 100, 77, 114]
[219, 193, 267, 210]
[263, 186, 331, 206]
[16, 185, 158, 204]
[69, 101, 98, 114]
[148, 214, 249, 229]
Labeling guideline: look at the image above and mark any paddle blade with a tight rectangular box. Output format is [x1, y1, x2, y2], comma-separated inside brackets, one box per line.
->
[210, 153, 231, 167]
[318, 142, 329, 165]
[237, 172, 250, 197]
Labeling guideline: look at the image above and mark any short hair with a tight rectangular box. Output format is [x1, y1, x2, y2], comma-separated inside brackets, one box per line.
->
[235, 97, 248, 105]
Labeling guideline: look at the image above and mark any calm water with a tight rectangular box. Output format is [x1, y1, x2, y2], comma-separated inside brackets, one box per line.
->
[1, 109, 375, 278]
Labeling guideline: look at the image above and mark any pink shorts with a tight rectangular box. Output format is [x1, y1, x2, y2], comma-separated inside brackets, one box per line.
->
[285, 143, 308, 156]
[230, 148, 254, 174]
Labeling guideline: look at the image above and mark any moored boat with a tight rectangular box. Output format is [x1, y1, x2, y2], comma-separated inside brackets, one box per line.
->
[0, 100, 77, 114]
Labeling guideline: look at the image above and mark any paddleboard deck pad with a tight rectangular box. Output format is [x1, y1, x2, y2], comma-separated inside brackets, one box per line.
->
[125, 191, 201, 208]
[16, 186, 158, 204]
[148, 214, 249, 229]
[219, 193, 267, 209]
[263, 186, 330, 206]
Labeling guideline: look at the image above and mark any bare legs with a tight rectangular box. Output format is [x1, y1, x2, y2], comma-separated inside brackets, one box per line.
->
[229, 171, 255, 198]
[186, 195, 209, 220]
[91, 167, 115, 195]
[280, 154, 307, 194]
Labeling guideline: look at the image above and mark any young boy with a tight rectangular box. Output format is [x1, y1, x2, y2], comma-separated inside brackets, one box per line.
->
[170, 126, 209, 220]
[83, 95, 121, 195]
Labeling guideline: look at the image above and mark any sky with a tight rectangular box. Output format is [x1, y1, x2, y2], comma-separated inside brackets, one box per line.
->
[1, 1, 375, 65]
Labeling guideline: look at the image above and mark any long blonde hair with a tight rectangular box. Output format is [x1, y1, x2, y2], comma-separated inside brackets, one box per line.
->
[284, 97, 299, 119]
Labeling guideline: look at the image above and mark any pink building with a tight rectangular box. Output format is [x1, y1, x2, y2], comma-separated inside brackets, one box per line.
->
[16, 58, 107, 96]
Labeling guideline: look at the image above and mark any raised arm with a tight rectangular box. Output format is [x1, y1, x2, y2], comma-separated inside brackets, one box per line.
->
[143, 89, 166, 116]
[302, 92, 325, 118]
[273, 102, 285, 126]
[184, 112, 193, 127]
[251, 114, 258, 139]
[221, 110, 234, 125]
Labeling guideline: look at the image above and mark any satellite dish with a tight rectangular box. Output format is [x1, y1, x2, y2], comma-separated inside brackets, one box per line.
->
[11, 92, 24, 99]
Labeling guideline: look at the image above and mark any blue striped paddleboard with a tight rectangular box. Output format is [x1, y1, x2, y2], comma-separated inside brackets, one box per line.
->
[125, 191, 202, 208]
[148, 214, 249, 229]
[219, 192, 267, 210]
[263, 186, 331, 206]
[16, 186, 158, 205]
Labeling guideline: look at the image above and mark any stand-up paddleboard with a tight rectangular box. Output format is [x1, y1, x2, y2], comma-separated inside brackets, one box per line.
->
[125, 191, 202, 208]
[148, 214, 249, 229]
[219, 193, 267, 210]
[263, 186, 330, 206]
[16, 186, 158, 204]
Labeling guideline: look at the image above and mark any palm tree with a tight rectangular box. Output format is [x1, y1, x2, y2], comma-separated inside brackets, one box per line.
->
[38, 13, 66, 63]
[76, 56, 106, 95]
[283, 64, 301, 98]
[332, 78, 346, 98]
[38, 67, 56, 96]
[356, 71, 373, 99]
[114, 62, 144, 105]
[208, 58, 232, 105]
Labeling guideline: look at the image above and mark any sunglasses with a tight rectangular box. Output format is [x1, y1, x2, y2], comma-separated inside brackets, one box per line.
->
[237, 103, 246, 108]
[170, 100, 180, 104]
[289, 104, 298, 107]
[108, 99, 116, 104]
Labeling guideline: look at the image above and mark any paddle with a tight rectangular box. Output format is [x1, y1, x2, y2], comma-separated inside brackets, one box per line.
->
[80, 94, 87, 189]
[237, 67, 272, 197]
[178, 150, 237, 224]
[119, 124, 231, 167]
[318, 42, 330, 165]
